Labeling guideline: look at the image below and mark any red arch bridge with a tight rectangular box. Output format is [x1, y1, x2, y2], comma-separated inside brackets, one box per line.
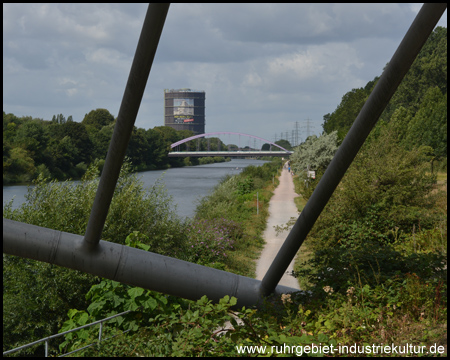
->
[169, 131, 293, 157]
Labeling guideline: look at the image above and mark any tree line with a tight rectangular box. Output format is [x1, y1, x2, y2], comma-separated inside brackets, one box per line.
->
[3, 108, 230, 184]
[321, 26, 446, 166]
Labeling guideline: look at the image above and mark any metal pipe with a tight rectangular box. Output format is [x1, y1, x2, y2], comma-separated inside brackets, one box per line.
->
[260, 3, 447, 296]
[83, 4, 170, 249]
[3, 219, 299, 309]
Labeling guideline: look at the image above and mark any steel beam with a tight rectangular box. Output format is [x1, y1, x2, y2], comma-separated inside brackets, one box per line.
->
[83, 4, 170, 249]
[260, 3, 447, 296]
[3, 219, 299, 309]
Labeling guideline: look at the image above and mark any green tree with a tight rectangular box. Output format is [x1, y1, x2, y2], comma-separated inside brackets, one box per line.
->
[47, 136, 80, 175]
[145, 128, 168, 168]
[14, 120, 48, 163]
[275, 139, 292, 151]
[60, 121, 93, 164]
[322, 87, 371, 139]
[291, 131, 339, 174]
[405, 87, 447, 159]
[384, 27, 447, 120]
[3, 117, 19, 143]
[82, 108, 115, 131]
[90, 122, 114, 160]
[126, 127, 148, 167]
[3, 147, 36, 183]
[52, 113, 66, 124]
[153, 126, 188, 167]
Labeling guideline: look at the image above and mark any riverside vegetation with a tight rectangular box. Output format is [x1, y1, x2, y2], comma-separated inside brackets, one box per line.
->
[3, 159, 282, 356]
[3, 27, 446, 356]
[3, 108, 231, 185]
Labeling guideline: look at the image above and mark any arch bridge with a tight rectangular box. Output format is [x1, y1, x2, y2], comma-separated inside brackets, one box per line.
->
[169, 131, 293, 157]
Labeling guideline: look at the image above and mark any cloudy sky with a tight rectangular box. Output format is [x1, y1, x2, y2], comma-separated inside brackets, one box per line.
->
[3, 3, 447, 145]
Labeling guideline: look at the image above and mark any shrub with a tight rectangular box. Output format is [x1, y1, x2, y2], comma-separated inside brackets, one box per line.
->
[294, 241, 447, 297]
[3, 160, 188, 355]
[183, 218, 242, 266]
[4, 159, 187, 253]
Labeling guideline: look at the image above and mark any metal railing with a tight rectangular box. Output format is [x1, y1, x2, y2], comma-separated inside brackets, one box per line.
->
[3, 310, 134, 357]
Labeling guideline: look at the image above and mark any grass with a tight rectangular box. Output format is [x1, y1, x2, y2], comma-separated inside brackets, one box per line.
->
[436, 171, 447, 182]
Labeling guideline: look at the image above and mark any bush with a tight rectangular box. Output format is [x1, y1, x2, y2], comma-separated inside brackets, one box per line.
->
[182, 218, 242, 266]
[3, 159, 188, 356]
[4, 159, 187, 253]
[295, 241, 447, 296]
[308, 125, 438, 251]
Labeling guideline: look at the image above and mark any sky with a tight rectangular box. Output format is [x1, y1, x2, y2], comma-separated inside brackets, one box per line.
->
[3, 3, 447, 145]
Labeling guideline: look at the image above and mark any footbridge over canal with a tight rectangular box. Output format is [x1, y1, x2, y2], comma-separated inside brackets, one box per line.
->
[169, 131, 293, 157]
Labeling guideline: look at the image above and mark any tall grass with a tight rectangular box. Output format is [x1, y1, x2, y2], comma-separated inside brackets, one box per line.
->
[193, 160, 282, 277]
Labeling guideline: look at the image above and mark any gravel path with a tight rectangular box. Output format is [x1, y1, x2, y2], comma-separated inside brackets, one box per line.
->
[255, 167, 301, 290]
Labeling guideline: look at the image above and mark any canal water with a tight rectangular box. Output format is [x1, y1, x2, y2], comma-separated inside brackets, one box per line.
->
[3, 159, 268, 218]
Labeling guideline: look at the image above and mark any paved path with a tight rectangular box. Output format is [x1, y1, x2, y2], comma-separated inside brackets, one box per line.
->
[256, 167, 301, 289]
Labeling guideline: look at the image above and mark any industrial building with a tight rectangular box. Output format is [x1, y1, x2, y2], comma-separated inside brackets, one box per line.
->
[164, 88, 205, 134]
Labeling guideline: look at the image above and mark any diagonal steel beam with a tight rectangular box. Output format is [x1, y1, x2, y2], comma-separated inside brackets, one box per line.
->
[83, 4, 170, 249]
[260, 3, 447, 296]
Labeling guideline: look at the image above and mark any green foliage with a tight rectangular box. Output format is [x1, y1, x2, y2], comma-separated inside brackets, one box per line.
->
[195, 163, 278, 224]
[81, 108, 115, 131]
[385, 27, 447, 121]
[3, 256, 98, 356]
[198, 156, 229, 165]
[236, 176, 254, 195]
[54, 261, 447, 357]
[2, 160, 188, 355]
[405, 87, 447, 159]
[58, 277, 180, 355]
[291, 131, 339, 175]
[182, 218, 241, 267]
[295, 241, 446, 295]
[322, 84, 374, 139]
[3, 147, 36, 183]
[57, 272, 446, 357]
[275, 139, 292, 151]
[309, 124, 438, 251]
[3, 109, 206, 184]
